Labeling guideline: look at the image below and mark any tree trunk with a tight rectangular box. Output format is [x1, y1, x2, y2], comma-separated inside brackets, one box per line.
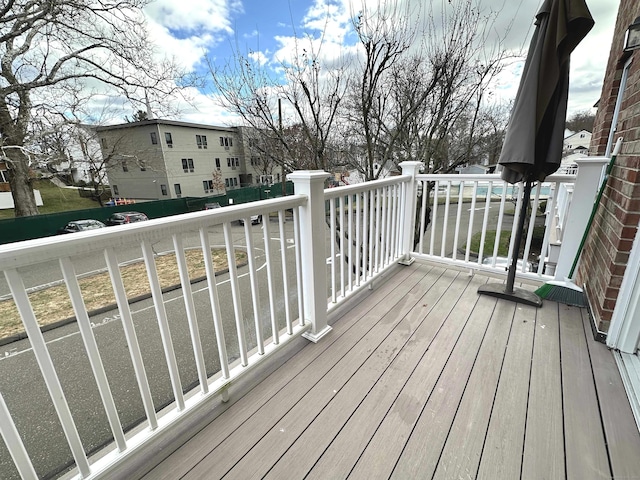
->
[8, 150, 39, 217]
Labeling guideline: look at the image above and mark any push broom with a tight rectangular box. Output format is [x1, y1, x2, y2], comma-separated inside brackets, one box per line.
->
[535, 137, 622, 306]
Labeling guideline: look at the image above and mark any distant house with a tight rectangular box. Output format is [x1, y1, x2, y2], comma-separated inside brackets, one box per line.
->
[0, 160, 44, 210]
[0, 161, 9, 192]
[96, 120, 282, 201]
[563, 129, 591, 155]
[456, 164, 492, 175]
[338, 162, 393, 185]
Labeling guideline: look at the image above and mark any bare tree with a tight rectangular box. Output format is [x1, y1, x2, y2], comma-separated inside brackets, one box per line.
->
[210, 25, 349, 173]
[339, 0, 421, 181]
[0, 1, 197, 216]
[339, 0, 515, 184]
[565, 109, 596, 133]
[336, 0, 517, 255]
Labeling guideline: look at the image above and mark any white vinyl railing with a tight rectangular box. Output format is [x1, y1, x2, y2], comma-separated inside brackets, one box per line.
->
[412, 172, 577, 281]
[0, 195, 308, 479]
[0, 163, 592, 479]
[324, 176, 409, 309]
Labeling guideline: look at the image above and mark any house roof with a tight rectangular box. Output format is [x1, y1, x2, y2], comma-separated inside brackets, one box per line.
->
[563, 129, 591, 140]
[95, 119, 238, 133]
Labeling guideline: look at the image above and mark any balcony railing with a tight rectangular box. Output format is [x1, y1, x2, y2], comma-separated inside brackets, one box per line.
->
[0, 160, 606, 479]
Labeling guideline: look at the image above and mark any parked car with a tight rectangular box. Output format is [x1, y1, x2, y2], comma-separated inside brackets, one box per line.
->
[204, 202, 221, 210]
[239, 214, 262, 225]
[105, 211, 149, 225]
[58, 219, 106, 234]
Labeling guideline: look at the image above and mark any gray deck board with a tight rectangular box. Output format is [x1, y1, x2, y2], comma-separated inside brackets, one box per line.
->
[144, 264, 424, 480]
[582, 309, 640, 479]
[185, 266, 451, 479]
[279, 272, 483, 480]
[388, 290, 499, 479]
[431, 299, 517, 480]
[143, 262, 640, 480]
[476, 303, 536, 480]
[560, 304, 610, 479]
[521, 302, 565, 480]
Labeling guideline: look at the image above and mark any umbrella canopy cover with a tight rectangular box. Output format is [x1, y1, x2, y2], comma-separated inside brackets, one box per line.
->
[499, 0, 594, 184]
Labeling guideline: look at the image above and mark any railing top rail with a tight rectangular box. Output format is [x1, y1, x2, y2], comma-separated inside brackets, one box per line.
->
[324, 176, 409, 200]
[0, 195, 306, 270]
[416, 173, 577, 182]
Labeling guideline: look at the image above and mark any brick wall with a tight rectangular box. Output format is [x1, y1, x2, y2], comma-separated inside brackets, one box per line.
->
[576, 0, 640, 332]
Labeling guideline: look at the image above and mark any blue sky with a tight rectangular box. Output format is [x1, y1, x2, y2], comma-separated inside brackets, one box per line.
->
[140, 0, 617, 126]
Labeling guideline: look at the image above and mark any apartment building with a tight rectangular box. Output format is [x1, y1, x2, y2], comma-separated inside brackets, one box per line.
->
[96, 119, 280, 200]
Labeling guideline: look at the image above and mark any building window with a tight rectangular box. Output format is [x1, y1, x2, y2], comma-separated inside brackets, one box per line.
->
[101, 138, 107, 148]
[165, 132, 173, 147]
[224, 178, 229, 187]
[215, 158, 220, 169]
[150, 132, 158, 144]
[196, 135, 208, 149]
[161, 184, 168, 195]
[203, 180, 214, 193]
[233, 177, 238, 186]
[235, 158, 239, 166]
[220, 136, 232, 148]
[277, 173, 281, 182]
[122, 161, 128, 172]
[112, 185, 119, 195]
[181, 158, 194, 172]
[174, 183, 181, 197]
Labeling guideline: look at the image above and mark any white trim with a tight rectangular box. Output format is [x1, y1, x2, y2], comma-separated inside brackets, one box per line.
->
[614, 352, 640, 432]
[607, 216, 640, 352]
[606, 57, 632, 157]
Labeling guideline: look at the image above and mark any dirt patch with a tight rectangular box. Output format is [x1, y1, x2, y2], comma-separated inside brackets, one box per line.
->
[0, 248, 246, 340]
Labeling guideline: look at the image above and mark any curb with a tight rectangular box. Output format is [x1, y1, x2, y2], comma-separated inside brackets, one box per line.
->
[0, 261, 246, 348]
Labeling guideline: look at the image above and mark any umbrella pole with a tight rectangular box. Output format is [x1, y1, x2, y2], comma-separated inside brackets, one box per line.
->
[478, 178, 542, 307]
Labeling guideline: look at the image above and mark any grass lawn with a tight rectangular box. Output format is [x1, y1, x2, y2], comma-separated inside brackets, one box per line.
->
[0, 179, 101, 219]
[469, 230, 512, 257]
[0, 248, 246, 339]
[468, 225, 545, 259]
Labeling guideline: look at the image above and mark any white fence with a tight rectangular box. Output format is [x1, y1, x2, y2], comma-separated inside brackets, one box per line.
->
[0, 164, 587, 479]
[412, 173, 577, 281]
[0, 196, 308, 479]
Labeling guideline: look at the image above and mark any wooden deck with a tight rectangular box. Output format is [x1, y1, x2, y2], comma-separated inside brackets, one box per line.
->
[143, 262, 640, 480]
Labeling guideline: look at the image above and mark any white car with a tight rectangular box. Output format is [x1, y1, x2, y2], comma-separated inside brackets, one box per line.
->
[238, 214, 262, 225]
[482, 256, 532, 272]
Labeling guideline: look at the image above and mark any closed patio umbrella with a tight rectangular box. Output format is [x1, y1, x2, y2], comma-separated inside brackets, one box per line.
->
[478, 0, 594, 306]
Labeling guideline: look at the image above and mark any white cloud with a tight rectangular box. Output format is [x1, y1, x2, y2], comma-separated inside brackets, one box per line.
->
[144, 0, 241, 34]
[145, 0, 616, 125]
[145, 20, 213, 71]
[248, 51, 269, 66]
[177, 87, 244, 126]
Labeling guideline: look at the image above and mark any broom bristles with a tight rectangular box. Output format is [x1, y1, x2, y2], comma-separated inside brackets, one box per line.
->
[535, 281, 587, 307]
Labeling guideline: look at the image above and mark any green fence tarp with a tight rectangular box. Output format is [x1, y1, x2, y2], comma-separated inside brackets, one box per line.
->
[0, 182, 293, 245]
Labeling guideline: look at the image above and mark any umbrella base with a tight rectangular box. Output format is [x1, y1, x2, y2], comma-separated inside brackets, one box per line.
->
[478, 283, 542, 308]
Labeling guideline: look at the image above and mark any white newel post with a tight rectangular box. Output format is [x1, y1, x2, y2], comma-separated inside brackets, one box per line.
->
[554, 156, 609, 279]
[289, 170, 332, 343]
[399, 161, 424, 265]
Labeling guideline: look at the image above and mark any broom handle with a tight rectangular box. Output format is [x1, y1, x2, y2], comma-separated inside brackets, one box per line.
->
[568, 137, 623, 278]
